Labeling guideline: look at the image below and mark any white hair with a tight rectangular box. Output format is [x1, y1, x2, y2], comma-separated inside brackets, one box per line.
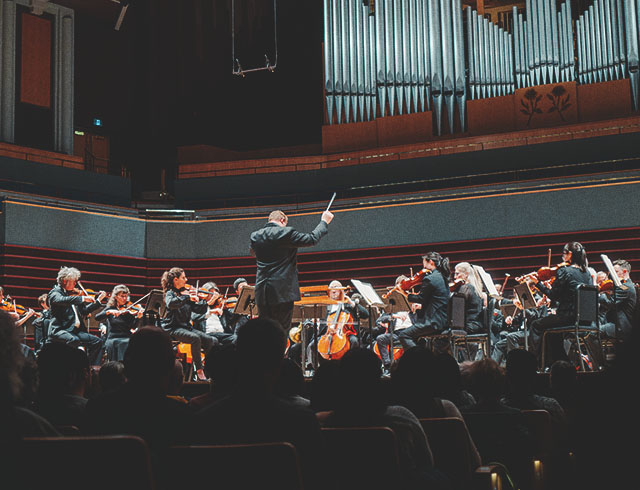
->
[57, 266, 81, 285]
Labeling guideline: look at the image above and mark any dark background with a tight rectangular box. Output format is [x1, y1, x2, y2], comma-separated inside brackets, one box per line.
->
[62, 0, 323, 195]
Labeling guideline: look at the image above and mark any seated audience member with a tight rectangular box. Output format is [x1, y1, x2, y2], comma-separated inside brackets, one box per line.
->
[189, 344, 237, 412]
[432, 352, 476, 410]
[167, 359, 188, 404]
[98, 360, 126, 394]
[193, 318, 326, 490]
[0, 311, 59, 442]
[309, 359, 341, 414]
[391, 347, 481, 473]
[462, 359, 535, 489]
[34, 342, 91, 429]
[321, 348, 439, 487]
[549, 360, 580, 420]
[501, 349, 566, 425]
[84, 327, 192, 450]
[275, 358, 311, 408]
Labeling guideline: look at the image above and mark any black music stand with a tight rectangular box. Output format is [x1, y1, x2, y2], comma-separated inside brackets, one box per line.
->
[144, 289, 165, 327]
[514, 283, 537, 351]
[233, 285, 258, 317]
[350, 279, 385, 350]
[382, 290, 411, 363]
[294, 302, 331, 373]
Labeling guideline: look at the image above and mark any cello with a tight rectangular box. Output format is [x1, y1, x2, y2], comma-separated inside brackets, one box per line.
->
[317, 302, 353, 360]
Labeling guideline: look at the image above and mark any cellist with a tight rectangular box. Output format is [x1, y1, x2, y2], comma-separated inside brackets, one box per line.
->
[306, 280, 368, 368]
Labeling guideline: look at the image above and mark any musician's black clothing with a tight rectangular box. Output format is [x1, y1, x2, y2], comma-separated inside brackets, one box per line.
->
[250, 220, 328, 330]
[95, 307, 140, 361]
[31, 309, 51, 352]
[160, 289, 216, 371]
[599, 278, 637, 340]
[47, 284, 105, 365]
[458, 284, 485, 333]
[398, 270, 449, 350]
[531, 266, 592, 367]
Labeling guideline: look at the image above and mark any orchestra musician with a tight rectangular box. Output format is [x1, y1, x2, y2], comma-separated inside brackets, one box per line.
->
[491, 293, 549, 365]
[191, 281, 237, 346]
[95, 285, 144, 362]
[453, 262, 487, 333]
[375, 275, 412, 373]
[599, 259, 637, 342]
[306, 280, 368, 368]
[528, 242, 593, 368]
[31, 294, 52, 352]
[220, 277, 251, 338]
[160, 268, 216, 381]
[397, 252, 451, 350]
[251, 209, 333, 332]
[47, 267, 106, 367]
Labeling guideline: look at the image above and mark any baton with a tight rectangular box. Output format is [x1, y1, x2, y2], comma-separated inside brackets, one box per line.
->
[326, 192, 337, 212]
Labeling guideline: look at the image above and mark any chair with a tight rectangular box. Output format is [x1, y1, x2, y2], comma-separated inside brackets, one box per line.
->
[540, 284, 602, 372]
[158, 442, 303, 490]
[453, 298, 495, 361]
[423, 293, 468, 358]
[18, 435, 155, 490]
[419, 417, 481, 490]
[463, 411, 543, 490]
[321, 426, 401, 490]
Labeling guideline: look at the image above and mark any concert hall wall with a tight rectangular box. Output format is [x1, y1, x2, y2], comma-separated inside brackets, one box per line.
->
[3, 174, 640, 312]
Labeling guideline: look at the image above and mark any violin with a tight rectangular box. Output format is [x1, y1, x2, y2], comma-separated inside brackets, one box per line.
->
[0, 299, 39, 318]
[398, 268, 431, 292]
[598, 279, 614, 293]
[317, 302, 353, 360]
[515, 262, 570, 284]
[449, 278, 465, 292]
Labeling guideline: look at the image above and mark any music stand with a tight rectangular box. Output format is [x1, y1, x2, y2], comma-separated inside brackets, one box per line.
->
[514, 282, 537, 350]
[500, 303, 518, 319]
[350, 279, 385, 349]
[144, 289, 165, 327]
[233, 285, 258, 317]
[381, 289, 411, 364]
[294, 297, 337, 372]
[473, 265, 500, 299]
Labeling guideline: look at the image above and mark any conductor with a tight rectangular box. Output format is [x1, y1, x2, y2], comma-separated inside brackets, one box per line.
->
[251, 209, 334, 332]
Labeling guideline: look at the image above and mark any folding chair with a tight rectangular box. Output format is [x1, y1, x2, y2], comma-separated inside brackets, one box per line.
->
[540, 284, 602, 372]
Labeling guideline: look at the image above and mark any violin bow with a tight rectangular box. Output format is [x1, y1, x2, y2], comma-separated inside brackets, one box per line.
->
[547, 248, 552, 268]
[500, 274, 510, 296]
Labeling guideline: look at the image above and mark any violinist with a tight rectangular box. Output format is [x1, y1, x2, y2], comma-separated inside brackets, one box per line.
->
[491, 292, 549, 365]
[398, 252, 451, 350]
[375, 276, 412, 374]
[192, 281, 237, 346]
[95, 285, 143, 361]
[598, 259, 637, 342]
[453, 263, 487, 334]
[528, 242, 593, 368]
[306, 280, 368, 367]
[160, 268, 216, 381]
[47, 267, 106, 367]
[0, 286, 36, 329]
[31, 294, 52, 352]
[220, 277, 251, 337]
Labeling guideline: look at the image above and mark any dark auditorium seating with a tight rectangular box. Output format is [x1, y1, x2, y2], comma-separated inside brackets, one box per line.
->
[18, 435, 155, 490]
[157, 442, 304, 490]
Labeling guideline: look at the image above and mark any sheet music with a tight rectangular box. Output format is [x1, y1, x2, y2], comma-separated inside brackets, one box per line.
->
[472, 265, 499, 297]
[600, 254, 624, 288]
[350, 279, 385, 307]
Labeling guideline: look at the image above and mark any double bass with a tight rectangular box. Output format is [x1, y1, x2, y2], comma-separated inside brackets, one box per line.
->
[317, 302, 353, 360]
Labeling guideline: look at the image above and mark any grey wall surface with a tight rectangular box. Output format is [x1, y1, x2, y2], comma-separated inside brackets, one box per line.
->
[3, 200, 146, 257]
[4, 179, 640, 258]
